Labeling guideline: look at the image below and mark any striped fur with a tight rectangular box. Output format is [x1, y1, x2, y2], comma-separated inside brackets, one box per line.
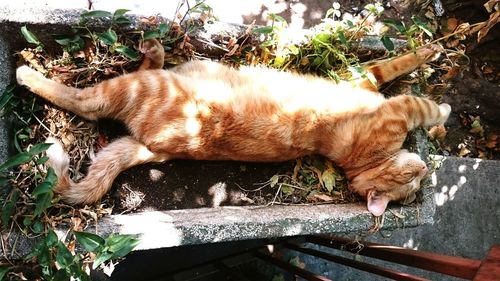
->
[16, 41, 450, 216]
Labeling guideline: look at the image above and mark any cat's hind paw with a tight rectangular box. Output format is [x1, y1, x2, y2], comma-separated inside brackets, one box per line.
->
[417, 44, 444, 62]
[16, 65, 43, 88]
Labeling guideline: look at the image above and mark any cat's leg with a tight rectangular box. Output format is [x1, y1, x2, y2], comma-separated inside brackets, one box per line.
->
[138, 39, 165, 70]
[358, 44, 443, 91]
[46, 136, 169, 204]
[382, 95, 451, 130]
[16, 66, 111, 120]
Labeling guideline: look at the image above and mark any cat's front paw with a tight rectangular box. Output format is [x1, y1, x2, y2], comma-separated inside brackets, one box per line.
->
[16, 65, 43, 88]
[439, 103, 451, 123]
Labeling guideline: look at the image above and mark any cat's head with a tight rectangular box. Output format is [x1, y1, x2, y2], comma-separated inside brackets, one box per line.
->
[349, 150, 428, 216]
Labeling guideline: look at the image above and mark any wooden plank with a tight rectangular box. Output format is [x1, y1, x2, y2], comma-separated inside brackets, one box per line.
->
[474, 245, 500, 281]
[284, 242, 430, 281]
[308, 235, 481, 279]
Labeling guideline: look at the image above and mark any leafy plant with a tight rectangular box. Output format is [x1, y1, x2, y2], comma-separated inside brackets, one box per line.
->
[25, 229, 90, 281]
[0, 142, 53, 228]
[382, 16, 434, 51]
[21, 26, 44, 51]
[74, 232, 140, 269]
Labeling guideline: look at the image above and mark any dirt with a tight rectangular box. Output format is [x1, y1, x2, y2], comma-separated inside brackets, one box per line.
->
[111, 160, 296, 212]
[435, 0, 500, 159]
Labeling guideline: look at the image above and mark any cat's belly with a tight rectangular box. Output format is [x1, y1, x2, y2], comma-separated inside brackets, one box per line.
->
[146, 131, 313, 162]
[143, 115, 316, 162]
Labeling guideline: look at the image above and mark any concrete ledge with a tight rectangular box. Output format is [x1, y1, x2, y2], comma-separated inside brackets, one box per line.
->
[0, 6, 435, 259]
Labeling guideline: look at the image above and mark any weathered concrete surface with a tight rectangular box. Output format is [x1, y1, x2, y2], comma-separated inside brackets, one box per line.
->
[0, 34, 12, 166]
[286, 156, 500, 280]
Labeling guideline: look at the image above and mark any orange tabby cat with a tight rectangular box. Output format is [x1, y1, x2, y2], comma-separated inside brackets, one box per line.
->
[16, 40, 450, 216]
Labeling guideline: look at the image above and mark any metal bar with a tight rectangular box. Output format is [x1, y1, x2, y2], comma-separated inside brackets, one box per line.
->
[307, 235, 481, 279]
[284, 242, 430, 281]
[473, 245, 500, 281]
[253, 250, 332, 281]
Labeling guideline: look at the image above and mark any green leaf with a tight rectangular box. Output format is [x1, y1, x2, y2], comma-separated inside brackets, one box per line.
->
[1, 190, 19, 228]
[37, 156, 50, 165]
[33, 180, 53, 197]
[159, 23, 169, 35]
[46, 229, 59, 247]
[54, 34, 79, 45]
[52, 268, 70, 281]
[37, 243, 51, 267]
[113, 9, 132, 26]
[56, 241, 74, 269]
[383, 19, 406, 33]
[268, 13, 287, 24]
[281, 185, 294, 195]
[315, 32, 331, 44]
[381, 35, 394, 51]
[22, 216, 32, 227]
[113, 9, 130, 18]
[269, 175, 280, 188]
[54, 34, 85, 52]
[0, 86, 15, 110]
[0, 267, 10, 280]
[337, 31, 348, 47]
[32, 220, 44, 233]
[28, 142, 52, 156]
[17, 134, 29, 140]
[106, 234, 140, 258]
[80, 10, 112, 19]
[92, 251, 113, 269]
[32, 168, 57, 196]
[34, 192, 52, 217]
[143, 30, 160, 40]
[74, 231, 105, 252]
[97, 28, 117, 45]
[114, 16, 132, 26]
[253, 26, 274, 34]
[21, 26, 42, 46]
[407, 36, 418, 52]
[411, 16, 433, 37]
[0, 152, 31, 171]
[115, 45, 139, 61]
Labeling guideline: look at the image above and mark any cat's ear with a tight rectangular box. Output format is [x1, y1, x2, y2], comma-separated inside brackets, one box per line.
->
[367, 190, 390, 216]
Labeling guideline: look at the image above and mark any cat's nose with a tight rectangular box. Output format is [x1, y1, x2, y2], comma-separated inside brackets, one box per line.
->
[420, 165, 428, 176]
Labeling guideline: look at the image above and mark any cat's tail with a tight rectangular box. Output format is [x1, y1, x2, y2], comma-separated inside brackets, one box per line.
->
[360, 44, 443, 90]
[45, 136, 168, 205]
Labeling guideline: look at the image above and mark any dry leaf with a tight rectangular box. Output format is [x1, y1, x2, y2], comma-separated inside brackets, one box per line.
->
[321, 169, 335, 192]
[458, 143, 471, 157]
[484, 0, 500, 13]
[486, 134, 498, 149]
[444, 18, 458, 35]
[469, 119, 484, 136]
[477, 10, 500, 42]
[441, 65, 461, 80]
[19, 50, 47, 74]
[313, 193, 335, 202]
